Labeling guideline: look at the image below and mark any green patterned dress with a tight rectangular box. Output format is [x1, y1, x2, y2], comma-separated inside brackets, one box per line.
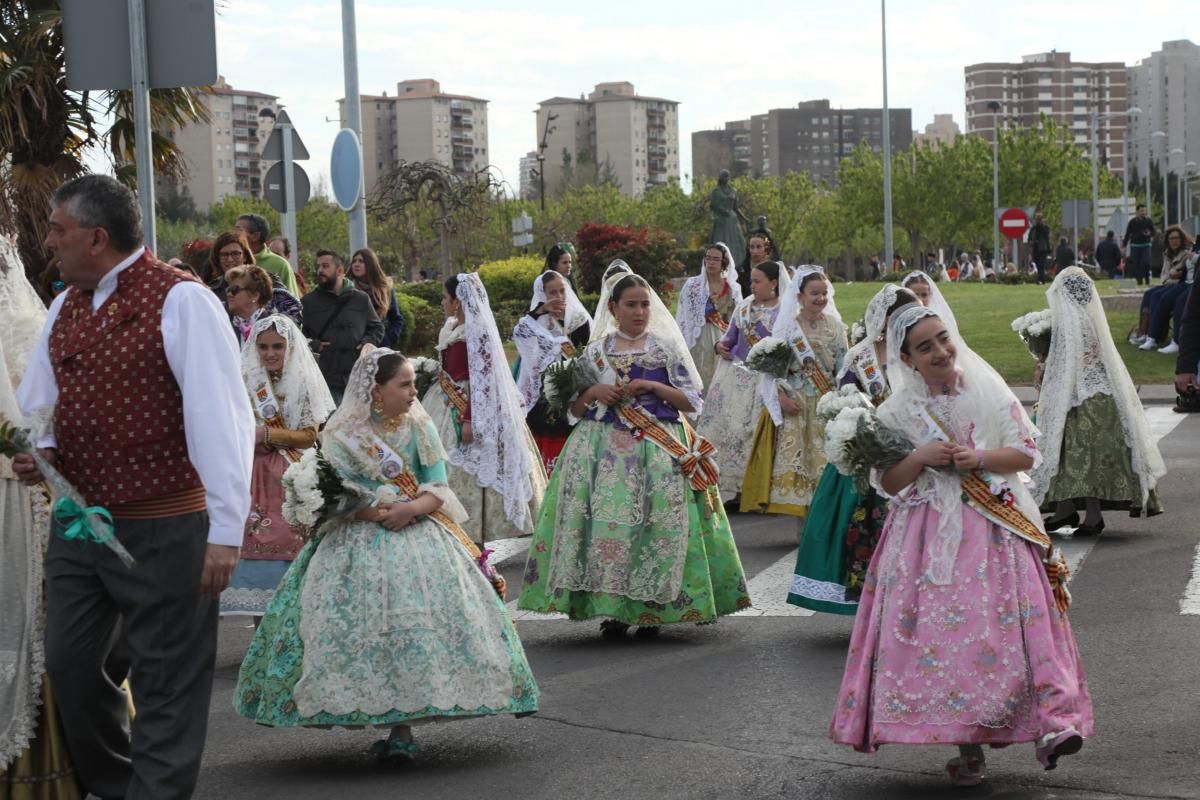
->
[518, 335, 751, 625]
[234, 418, 539, 728]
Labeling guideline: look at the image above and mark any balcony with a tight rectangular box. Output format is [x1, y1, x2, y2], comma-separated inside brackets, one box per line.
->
[648, 159, 667, 174]
[451, 117, 474, 130]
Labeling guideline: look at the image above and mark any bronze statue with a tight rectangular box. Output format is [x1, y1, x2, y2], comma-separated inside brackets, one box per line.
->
[708, 170, 749, 261]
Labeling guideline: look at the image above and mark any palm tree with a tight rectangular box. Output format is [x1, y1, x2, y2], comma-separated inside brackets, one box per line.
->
[0, 0, 209, 296]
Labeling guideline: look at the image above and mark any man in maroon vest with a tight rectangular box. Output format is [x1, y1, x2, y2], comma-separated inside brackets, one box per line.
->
[14, 175, 253, 799]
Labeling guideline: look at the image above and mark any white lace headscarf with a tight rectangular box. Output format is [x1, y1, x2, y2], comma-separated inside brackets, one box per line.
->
[760, 265, 842, 422]
[837, 283, 900, 384]
[451, 273, 542, 531]
[589, 259, 633, 343]
[529, 269, 591, 335]
[239, 315, 336, 430]
[676, 242, 743, 348]
[901, 270, 958, 333]
[590, 267, 704, 395]
[1030, 267, 1165, 506]
[0, 234, 49, 766]
[876, 304, 1045, 585]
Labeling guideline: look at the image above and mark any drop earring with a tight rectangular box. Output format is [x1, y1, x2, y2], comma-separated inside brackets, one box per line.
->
[371, 398, 384, 415]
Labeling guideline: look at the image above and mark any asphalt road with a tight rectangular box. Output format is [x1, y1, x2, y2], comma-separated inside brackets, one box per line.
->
[194, 406, 1200, 800]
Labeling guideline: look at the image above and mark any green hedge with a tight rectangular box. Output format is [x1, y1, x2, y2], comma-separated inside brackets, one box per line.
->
[392, 291, 441, 356]
[398, 279, 444, 307]
[476, 256, 544, 305]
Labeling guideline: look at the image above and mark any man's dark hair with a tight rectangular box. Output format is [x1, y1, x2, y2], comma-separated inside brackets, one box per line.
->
[1106, 230, 1115, 238]
[237, 213, 270, 244]
[51, 175, 143, 252]
[1136, 203, 1146, 211]
[315, 249, 344, 267]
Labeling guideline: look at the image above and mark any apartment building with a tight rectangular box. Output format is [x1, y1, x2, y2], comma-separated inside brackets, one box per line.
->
[534, 82, 680, 197]
[341, 79, 490, 197]
[691, 120, 752, 181]
[964, 51, 1129, 177]
[160, 76, 279, 209]
[744, 100, 911, 183]
[1126, 40, 1200, 185]
[913, 113, 961, 147]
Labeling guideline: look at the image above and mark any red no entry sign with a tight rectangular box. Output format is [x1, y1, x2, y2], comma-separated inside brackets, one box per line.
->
[999, 207, 1030, 240]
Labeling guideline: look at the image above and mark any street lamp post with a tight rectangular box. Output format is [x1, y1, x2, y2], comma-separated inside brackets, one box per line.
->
[1167, 148, 1184, 225]
[536, 112, 558, 212]
[1183, 161, 1197, 224]
[1091, 106, 1140, 252]
[880, 0, 894, 272]
[1150, 130, 1166, 221]
[988, 101, 1001, 272]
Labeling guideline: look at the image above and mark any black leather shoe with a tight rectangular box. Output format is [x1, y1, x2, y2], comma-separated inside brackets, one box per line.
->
[1044, 511, 1080, 531]
[1074, 520, 1105, 536]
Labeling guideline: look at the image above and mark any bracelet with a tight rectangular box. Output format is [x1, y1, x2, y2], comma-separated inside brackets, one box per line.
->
[975, 449, 985, 470]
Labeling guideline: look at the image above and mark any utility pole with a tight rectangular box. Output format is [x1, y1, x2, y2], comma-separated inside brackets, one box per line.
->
[341, 0, 368, 252]
[989, 101, 1001, 273]
[537, 112, 558, 212]
[880, 0, 894, 271]
[127, 0, 155, 251]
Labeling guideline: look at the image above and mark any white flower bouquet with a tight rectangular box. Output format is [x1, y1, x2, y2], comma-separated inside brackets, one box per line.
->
[745, 336, 793, 379]
[410, 356, 440, 398]
[816, 385, 873, 424]
[849, 319, 867, 346]
[281, 447, 370, 537]
[1011, 310, 1053, 362]
[823, 405, 914, 494]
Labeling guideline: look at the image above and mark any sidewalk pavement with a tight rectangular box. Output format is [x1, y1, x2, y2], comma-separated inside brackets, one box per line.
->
[1009, 384, 1178, 405]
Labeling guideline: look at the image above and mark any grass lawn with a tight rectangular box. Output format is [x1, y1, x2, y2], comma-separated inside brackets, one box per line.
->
[829, 281, 1173, 386]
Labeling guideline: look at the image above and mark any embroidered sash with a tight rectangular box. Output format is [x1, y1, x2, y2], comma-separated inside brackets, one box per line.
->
[363, 432, 506, 599]
[852, 349, 888, 403]
[438, 370, 469, 416]
[254, 380, 302, 463]
[705, 305, 730, 334]
[560, 341, 577, 358]
[789, 328, 834, 395]
[615, 404, 720, 492]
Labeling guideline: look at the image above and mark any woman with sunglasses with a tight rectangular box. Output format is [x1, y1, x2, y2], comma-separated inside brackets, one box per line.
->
[208, 230, 302, 328]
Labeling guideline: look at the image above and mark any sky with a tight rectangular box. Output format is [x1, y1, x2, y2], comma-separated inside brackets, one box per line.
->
[155, 0, 1191, 199]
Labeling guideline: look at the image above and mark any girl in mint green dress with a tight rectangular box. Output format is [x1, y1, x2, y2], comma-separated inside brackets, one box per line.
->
[518, 270, 751, 639]
[235, 349, 538, 760]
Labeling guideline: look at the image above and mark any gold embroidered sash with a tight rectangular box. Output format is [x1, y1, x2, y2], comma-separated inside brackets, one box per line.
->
[438, 370, 469, 416]
[560, 341, 577, 358]
[790, 330, 834, 395]
[254, 380, 303, 462]
[615, 404, 719, 492]
[705, 307, 730, 334]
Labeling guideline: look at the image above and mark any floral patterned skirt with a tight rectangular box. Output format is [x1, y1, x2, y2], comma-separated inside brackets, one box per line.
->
[830, 501, 1093, 752]
[689, 322, 724, 393]
[787, 463, 886, 615]
[518, 419, 751, 625]
[234, 516, 539, 728]
[696, 359, 763, 496]
[740, 392, 826, 516]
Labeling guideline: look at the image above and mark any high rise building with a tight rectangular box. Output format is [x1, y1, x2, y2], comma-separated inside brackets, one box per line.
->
[534, 82, 680, 198]
[964, 51, 1129, 177]
[1126, 40, 1200, 188]
[159, 76, 279, 209]
[340, 79, 490, 198]
[518, 151, 540, 200]
[913, 113, 961, 147]
[746, 100, 911, 183]
[691, 120, 751, 181]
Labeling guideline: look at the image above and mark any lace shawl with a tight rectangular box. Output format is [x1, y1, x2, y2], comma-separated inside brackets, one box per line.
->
[239, 315, 336, 430]
[529, 270, 591, 335]
[450, 274, 543, 532]
[512, 314, 569, 413]
[901, 270, 958, 333]
[1029, 267, 1166, 506]
[837, 284, 899, 384]
[0, 235, 49, 765]
[876, 304, 1045, 585]
[675, 244, 742, 348]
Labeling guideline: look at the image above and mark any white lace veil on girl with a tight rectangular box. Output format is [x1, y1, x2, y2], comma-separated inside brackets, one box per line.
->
[901, 270, 958, 332]
[877, 303, 1045, 585]
[590, 265, 705, 394]
[837, 283, 900, 383]
[589, 259, 633, 343]
[0, 236, 47, 401]
[240, 315, 336, 430]
[1029, 267, 1165, 507]
[513, 273, 579, 412]
[761, 265, 841, 422]
[676, 242, 743, 349]
[452, 273, 543, 531]
[529, 269, 591, 335]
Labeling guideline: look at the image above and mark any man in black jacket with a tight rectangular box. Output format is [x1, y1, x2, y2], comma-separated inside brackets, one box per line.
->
[1123, 204, 1156, 285]
[1095, 230, 1122, 278]
[1029, 212, 1052, 284]
[301, 249, 383, 403]
[1054, 237, 1075, 273]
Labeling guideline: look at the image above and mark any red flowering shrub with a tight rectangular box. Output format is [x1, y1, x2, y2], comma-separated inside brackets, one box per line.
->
[575, 222, 683, 294]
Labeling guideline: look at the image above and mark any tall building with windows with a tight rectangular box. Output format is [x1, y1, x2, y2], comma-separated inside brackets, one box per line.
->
[744, 100, 911, 183]
[964, 51, 1129, 177]
[534, 82, 680, 197]
[518, 151, 540, 200]
[913, 113, 961, 147]
[340, 79, 490, 198]
[159, 76, 279, 209]
[1126, 40, 1200, 187]
[691, 120, 751, 181]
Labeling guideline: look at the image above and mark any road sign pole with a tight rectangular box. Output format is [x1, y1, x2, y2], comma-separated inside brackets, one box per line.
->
[280, 116, 299, 272]
[879, 0, 894, 272]
[341, 0, 368, 253]
[127, 0, 155, 252]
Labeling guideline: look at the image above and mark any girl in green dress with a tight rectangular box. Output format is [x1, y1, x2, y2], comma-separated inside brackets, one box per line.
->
[519, 270, 751, 638]
[234, 349, 538, 760]
[786, 285, 918, 614]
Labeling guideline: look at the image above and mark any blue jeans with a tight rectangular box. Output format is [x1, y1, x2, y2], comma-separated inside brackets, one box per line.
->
[1147, 282, 1189, 341]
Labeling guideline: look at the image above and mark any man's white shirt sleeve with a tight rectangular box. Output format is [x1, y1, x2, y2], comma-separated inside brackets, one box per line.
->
[162, 282, 254, 546]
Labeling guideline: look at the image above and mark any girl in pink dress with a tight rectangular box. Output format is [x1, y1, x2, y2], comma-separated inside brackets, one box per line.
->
[829, 304, 1093, 787]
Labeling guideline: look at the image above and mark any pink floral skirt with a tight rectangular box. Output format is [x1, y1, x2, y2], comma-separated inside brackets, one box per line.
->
[830, 501, 1094, 752]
